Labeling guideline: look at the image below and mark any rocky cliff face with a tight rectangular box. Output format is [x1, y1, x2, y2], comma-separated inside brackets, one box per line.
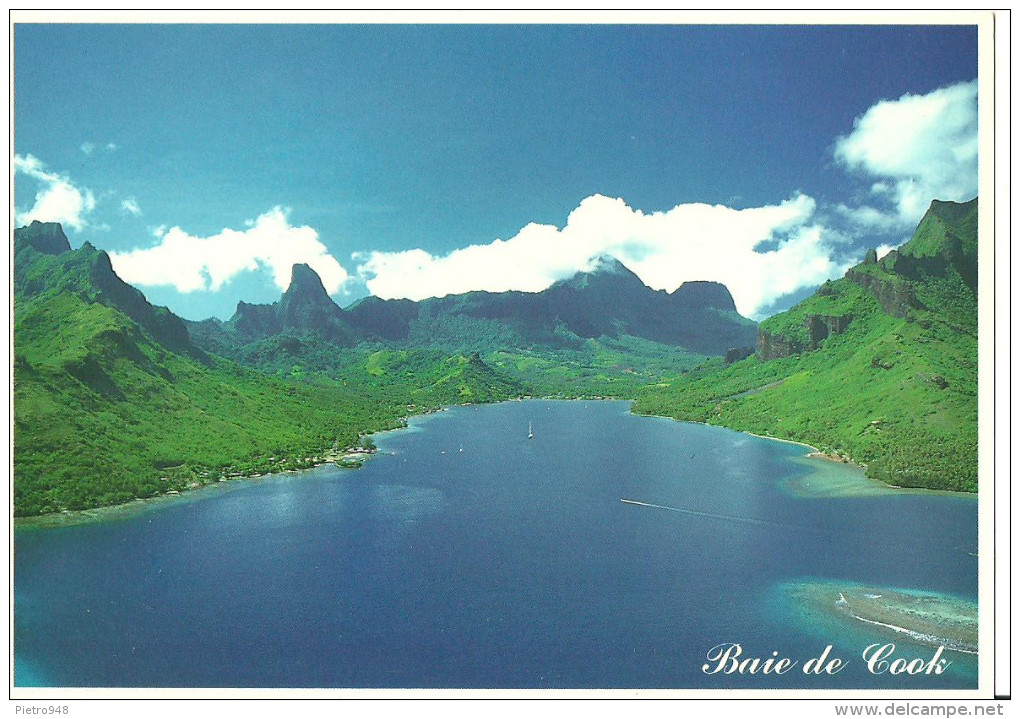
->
[806, 314, 852, 345]
[756, 330, 799, 361]
[15, 220, 72, 255]
[845, 264, 915, 318]
[278, 263, 347, 337]
[344, 296, 418, 341]
[753, 199, 977, 364]
[756, 313, 853, 361]
[232, 301, 283, 339]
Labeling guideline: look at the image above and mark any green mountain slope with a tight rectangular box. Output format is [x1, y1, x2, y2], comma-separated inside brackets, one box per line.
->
[14, 293, 407, 515]
[12, 227, 396, 515]
[346, 348, 525, 405]
[635, 199, 979, 492]
[15, 222, 191, 351]
[13, 223, 533, 516]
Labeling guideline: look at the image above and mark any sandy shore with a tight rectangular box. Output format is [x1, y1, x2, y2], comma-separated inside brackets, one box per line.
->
[742, 429, 819, 451]
[806, 450, 851, 463]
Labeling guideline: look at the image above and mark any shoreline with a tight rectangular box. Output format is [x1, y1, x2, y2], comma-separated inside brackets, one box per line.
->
[837, 597, 978, 656]
[14, 403, 473, 528]
[14, 401, 495, 529]
[13, 436, 401, 529]
[633, 409, 974, 499]
[15, 396, 971, 526]
[728, 429, 865, 471]
[636, 412, 885, 495]
[14, 397, 616, 526]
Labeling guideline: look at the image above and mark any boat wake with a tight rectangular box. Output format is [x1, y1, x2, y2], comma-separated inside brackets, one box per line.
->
[619, 498, 814, 534]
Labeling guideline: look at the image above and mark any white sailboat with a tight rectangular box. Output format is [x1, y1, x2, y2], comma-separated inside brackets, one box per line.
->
[528, 421, 534, 439]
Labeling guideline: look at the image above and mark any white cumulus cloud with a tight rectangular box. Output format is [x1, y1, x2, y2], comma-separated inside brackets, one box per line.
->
[356, 193, 848, 318]
[831, 203, 903, 233]
[875, 244, 897, 260]
[121, 197, 142, 217]
[834, 79, 978, 225]
[14, 154, 97, 231]
[109, 207, 350, 295]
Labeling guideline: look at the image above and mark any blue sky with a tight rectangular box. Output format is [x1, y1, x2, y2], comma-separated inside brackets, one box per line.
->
[13, 22, 979, 320]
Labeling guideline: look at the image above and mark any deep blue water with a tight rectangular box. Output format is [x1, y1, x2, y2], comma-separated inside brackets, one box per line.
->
[13, 400, 978, 688]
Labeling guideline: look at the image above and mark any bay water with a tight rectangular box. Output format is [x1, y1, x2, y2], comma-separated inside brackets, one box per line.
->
[13, 400, 978, 688]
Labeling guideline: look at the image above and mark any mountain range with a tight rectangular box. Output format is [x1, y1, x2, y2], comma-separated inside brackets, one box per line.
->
[188, 253, 757, 358]
[12, 222, 750, 515]
[11, 197, 979, 515]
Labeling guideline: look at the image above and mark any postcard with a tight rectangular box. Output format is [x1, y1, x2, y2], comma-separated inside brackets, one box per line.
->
[8, 10, 1005, 708]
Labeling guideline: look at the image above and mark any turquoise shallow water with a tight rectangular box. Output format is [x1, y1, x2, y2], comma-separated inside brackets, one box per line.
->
[13, 400, 978, 688]
[763, 581, 978, 686]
